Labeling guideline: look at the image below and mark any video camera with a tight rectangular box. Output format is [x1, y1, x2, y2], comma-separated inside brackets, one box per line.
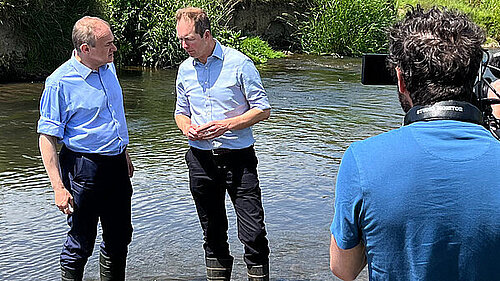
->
[361, 52, 500, 140]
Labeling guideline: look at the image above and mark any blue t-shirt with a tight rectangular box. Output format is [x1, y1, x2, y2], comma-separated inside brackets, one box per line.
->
[331, 120, 500, 280]
[37, 52, 129, 155]
[175, 40, 271, 150]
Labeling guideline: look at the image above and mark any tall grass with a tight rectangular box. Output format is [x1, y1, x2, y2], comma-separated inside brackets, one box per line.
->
[104, 0, 283, 67]
[297, 0, 397, 56]
[398, 0, 500, 43]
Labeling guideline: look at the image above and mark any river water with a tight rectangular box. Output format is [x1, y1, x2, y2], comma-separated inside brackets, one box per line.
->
[0, 55, 401, 280]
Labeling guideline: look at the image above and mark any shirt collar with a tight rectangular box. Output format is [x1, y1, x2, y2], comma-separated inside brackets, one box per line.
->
[212, 40, 224, 60]
[192, 40, 224, 66]
[70, 49, 110, 79]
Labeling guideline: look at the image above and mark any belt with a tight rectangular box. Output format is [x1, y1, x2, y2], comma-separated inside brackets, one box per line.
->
[61, 145, 125, 161]
[211, 148, 233, 156]
[191, 146, 253, 156]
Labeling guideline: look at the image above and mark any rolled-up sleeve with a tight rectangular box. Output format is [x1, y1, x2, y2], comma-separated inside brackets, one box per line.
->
[174, 71, 191, 117]
[239, 59, 271, 111]
[331, 146, 364, 250]
[37, 84, 67, 138]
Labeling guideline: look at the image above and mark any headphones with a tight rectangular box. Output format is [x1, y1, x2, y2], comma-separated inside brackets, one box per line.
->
[403, 100, 483, 126]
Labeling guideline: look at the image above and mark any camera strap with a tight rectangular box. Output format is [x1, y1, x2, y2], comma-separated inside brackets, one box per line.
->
[403, 100, 483, 126]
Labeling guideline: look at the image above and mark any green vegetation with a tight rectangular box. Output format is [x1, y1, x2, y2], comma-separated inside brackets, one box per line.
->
[1, 0, 499, 81]
[0, 0, 104, 77]
[103, 0, 284, 67]
[240, 37, 286, 64]
[398, 0, 500, 43]
[0, 0, 284, 81]
[103, 0, 234, 68]
[291, 0, 499, 56]
[296, 0, 397, 56]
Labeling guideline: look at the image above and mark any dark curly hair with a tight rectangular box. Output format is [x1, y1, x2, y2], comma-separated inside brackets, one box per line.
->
[387, 5, 485, 106]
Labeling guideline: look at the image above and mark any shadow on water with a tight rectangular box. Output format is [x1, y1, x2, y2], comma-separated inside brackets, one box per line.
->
[0, 54, 400, 280]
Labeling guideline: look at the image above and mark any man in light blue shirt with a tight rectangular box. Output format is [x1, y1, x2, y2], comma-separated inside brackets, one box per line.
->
[37, 16, 133, 281]
[175, 7, 271, 281]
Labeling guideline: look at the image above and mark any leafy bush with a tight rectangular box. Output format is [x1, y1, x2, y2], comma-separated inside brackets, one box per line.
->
[240, 36, 285, 64]
[297, 0, 397, 56]
[103, 0, 283, 67]
[398, 0, 500, 42]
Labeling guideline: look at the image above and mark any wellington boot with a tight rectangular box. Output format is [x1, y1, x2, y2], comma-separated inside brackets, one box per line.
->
[206, 256, 233, 280]
[247, 264, 269, 281]
[61, 265, 83, 281]
[99, 252, 126, 281]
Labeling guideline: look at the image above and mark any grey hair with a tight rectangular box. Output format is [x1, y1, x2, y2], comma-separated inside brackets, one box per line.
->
[72, 16, 110, 52]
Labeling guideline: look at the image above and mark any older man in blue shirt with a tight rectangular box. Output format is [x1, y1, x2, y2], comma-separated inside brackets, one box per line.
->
[174, 7, 271, 281]
[37, 16, 133, 281]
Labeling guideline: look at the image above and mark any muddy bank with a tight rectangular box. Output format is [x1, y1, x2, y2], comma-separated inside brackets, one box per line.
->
[229, 0, 307, 50]
[0, 24, 31, 82]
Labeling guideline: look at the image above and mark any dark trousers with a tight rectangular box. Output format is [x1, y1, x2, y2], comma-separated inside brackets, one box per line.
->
[186, 146, 270, 266]
[59, 146, 133, 271]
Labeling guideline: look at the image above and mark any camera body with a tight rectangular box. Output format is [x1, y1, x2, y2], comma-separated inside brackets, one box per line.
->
[361, 54, 395, 85]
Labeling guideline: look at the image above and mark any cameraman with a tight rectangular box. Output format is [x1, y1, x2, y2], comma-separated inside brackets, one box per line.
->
[329, 6, 500, 280]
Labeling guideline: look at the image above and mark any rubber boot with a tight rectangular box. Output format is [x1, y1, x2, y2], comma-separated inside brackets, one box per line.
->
[99, 252, 126, 281]
[61, 265, 83, 281]
[206, 257, 233, 280]
[247, 264, 269, 281]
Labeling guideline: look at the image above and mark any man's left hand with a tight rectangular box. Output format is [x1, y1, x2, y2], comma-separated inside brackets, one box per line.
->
[125, 150, 134, 178]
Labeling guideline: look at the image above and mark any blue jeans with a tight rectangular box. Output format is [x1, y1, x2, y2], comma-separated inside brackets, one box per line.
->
[59, 146, 133, 271]
[186, 146, 270, 266]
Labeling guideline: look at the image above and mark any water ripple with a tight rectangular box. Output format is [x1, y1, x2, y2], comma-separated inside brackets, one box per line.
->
[0, 55, 401, 280]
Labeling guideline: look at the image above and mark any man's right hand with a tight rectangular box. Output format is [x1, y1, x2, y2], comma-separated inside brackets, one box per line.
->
[54, 186, 74, 214]
[186, 124, 202, 140]
[175, 115, 203, 141]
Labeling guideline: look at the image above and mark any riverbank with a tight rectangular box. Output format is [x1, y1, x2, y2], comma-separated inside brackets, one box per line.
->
[1, 0, 499, 82]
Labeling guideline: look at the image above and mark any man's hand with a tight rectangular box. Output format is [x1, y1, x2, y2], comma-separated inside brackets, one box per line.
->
[54, 185, 74, 214]
[489, 79, 500, 118]
[175, 115, 204, 140]
[186, 124, 203, 140]
[175, 108, 269, 141]
[196, 120, 230, 140]
[125, 150, 134, 177]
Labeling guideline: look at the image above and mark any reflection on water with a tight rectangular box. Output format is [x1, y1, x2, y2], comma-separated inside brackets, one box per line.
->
[0, 55, 402, 280]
